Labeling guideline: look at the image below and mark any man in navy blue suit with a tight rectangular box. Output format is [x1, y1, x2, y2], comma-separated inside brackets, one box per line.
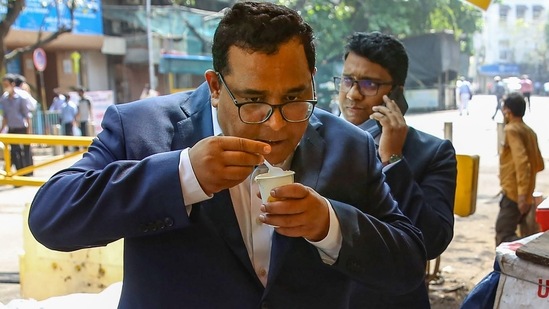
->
[29, 3, 426, 308]
[336, 32, 457, 308]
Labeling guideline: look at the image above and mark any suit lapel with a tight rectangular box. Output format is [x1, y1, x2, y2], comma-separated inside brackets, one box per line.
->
[172, 83, 214, 150]
[200, 191, 258, 280]
[293, 120, 325, 187]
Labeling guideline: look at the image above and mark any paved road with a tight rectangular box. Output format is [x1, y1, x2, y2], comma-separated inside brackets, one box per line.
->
[1, 94, 548, 305]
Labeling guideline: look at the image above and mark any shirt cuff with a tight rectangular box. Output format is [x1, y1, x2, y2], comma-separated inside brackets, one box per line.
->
[307, 198, 342, 264]
[382, 159, 399, 171]
[179, 148, 213, 207]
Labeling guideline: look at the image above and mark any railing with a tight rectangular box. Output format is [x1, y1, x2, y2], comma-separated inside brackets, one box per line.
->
[0, 134, 94, 187]
[26, 110, 62, 135]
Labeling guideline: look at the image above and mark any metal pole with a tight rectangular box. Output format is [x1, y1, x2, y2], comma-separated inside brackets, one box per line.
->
[497, 122, 505, 155]
[39, 71, 49, 134]
[444, 122, 453, 142]
[146, 0, 155, 90]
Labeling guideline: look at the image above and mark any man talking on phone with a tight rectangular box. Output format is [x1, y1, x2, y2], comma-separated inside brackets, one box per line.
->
[335, 32, 457, 308]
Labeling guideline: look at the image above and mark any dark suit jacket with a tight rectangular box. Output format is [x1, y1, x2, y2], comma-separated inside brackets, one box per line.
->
[29, 83, 426, 309]
[351, 120, 457, 308]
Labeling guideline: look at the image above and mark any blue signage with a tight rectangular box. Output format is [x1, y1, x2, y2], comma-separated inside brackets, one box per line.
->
[478, 63, 520, 77]
[3, 0, 103, 35]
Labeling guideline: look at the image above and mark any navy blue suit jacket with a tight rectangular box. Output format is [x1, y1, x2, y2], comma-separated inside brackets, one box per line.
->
[351, 120, 457, 308]
[29, 83, 426, 308]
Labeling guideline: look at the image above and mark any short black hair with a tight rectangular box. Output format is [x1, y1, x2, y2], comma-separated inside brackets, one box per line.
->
[2, 73, 16, 83]
[503, 92, 526, 117]
[344, 32, 408, 86]
[212, 1, 315, 76]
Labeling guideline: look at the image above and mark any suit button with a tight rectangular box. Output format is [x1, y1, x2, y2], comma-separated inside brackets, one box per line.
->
[156, 220, 166, 230]
[140, 224, 149, 233]
[164, 217, 174, 227]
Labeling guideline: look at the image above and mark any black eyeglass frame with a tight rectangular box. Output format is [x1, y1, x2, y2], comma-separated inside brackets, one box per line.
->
[333, 76, 394, 96]
[217, 73, 318, 124]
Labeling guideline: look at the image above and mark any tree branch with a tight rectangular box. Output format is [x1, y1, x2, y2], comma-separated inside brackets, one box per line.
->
[0, 0, 25, 36]
[3, 1, 77, 62]
[4, 26, 72, 61]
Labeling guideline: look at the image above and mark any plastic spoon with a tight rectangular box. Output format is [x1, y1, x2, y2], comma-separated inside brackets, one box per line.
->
[263, 159, 285, 176]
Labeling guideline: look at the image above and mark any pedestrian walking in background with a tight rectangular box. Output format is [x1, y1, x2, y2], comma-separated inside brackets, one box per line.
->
[49, 88, 66, 112]
[75, 86, 93, 136]
[519, 74, 533, 111]
[0, 74, 32, 175]
[60, 94, 78, 152]
[491, 76, 506, 120]
[458, 76, 472, 116]
[14, 75, 37, 114]
[13, 74, 36, 172]
[495, 93, 544, 246]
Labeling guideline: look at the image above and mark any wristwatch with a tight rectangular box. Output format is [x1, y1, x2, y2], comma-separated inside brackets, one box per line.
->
[383, 154, 403, 166]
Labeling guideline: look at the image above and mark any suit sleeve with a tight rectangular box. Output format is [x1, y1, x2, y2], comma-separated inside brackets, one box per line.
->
[29, 104, 191, 251]
[308, 126, 427, 296]
[384, 139, 456, 259]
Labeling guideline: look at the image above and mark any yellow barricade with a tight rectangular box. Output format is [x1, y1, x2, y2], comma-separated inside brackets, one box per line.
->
[0, 133, 94, 187]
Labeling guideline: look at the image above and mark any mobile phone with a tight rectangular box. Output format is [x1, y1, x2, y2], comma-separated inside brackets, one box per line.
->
[388, 86, 408, 115]
[376, 87, 409, 131]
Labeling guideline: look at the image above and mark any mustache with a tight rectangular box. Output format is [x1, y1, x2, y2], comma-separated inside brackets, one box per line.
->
[344, 97, 358, 107]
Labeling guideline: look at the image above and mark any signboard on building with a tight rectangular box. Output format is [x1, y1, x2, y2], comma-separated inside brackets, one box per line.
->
[4, 0, 103, 35]
[478, 63, 520, 77]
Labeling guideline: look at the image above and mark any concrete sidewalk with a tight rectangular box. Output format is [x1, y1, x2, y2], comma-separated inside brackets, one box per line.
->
[1, 95, 548, 306]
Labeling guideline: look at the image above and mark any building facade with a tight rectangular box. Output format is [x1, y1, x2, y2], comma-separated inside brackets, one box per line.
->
[4, 0, 229, 110]
[4, 0, 112, 108]
[474, 0, 548, 93]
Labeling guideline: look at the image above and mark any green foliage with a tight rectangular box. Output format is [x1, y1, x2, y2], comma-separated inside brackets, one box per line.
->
[277, 0, 483, 107]
[278, 0, 483, 59]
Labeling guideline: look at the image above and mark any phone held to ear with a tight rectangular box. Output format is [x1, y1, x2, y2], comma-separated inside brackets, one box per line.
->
[388, 87, 408, 114]
[376, 87, 409, 132]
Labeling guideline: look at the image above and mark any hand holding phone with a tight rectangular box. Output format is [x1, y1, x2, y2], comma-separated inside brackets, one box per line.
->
[376, 86, 408, 132]
[388, 86, 408, 115]
[374, 87, 409, 161]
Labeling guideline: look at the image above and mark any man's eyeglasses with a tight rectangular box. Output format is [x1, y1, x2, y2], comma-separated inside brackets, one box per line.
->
[333, 76, 393, 96]
[217, 73, 317, 124]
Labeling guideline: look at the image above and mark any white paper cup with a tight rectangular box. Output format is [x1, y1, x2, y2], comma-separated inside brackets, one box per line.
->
[254, 170, 295, 203]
